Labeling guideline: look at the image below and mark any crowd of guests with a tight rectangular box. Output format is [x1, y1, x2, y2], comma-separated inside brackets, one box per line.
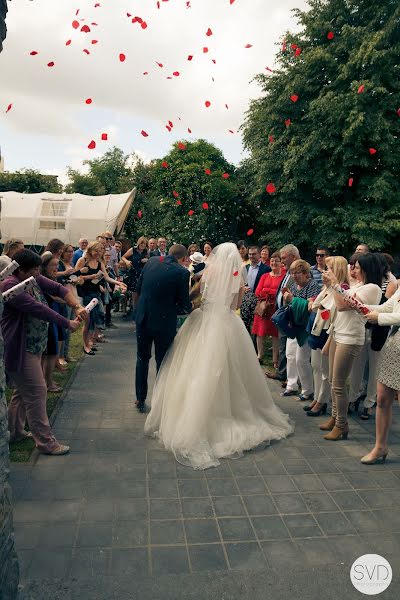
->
[1, 234, 400, 467]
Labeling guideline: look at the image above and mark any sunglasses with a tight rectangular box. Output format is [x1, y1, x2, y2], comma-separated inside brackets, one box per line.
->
[105, 237, 112, 241]
[316, 253, 326, 257]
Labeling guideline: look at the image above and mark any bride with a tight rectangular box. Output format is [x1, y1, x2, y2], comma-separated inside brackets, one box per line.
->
[144, 242, 294, 469]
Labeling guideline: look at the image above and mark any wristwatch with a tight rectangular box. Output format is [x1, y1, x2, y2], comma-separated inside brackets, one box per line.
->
[74, 303, 82, 310]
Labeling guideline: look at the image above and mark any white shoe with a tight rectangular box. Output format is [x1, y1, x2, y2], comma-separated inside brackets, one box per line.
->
[46, 445, 70, 456]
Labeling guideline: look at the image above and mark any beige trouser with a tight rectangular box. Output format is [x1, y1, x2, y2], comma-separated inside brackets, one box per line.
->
[329, 339, 362, 428]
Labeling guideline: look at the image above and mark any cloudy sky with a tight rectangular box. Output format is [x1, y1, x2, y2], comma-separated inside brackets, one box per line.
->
[0, 0, 307, 183]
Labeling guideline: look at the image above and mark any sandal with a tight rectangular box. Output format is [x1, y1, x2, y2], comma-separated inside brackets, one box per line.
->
[360, 407, 374, 420]
[47, 385, 63, 393]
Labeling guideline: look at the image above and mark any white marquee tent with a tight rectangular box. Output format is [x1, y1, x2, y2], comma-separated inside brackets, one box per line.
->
[0, 189, 135, 246]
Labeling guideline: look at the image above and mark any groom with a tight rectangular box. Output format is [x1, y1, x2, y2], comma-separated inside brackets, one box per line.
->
[134, 244, 192, 412]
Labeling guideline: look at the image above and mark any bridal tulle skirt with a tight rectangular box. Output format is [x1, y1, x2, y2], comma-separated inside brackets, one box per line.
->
[144, 307, 294, 469]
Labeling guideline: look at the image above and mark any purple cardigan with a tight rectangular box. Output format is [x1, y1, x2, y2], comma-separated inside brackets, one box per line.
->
[0, 274, 71, 373]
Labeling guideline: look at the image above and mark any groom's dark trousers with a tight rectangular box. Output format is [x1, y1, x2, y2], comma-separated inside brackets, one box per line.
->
[134, 255, 192, 404]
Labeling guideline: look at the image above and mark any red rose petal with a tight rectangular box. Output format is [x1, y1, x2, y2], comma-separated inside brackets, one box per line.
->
[205, 100, 211, 108]
[83, 49, 90, 55]
[203, 47, 208, 53]
[166, 125, 172, 132]
[101, 133, 108, 141]
[294, 47, 302, 56]
[211, 59, 216, 64]
[320, 309, 330, 320]
[81, 25, 91, 33]
[369, 147, 377, 155]
[5, 103, 12, 113]
[178, 142, 186, 150]
[327, 31, 334, 39]
[85, 98, 93, 104]
[66, 40, 72, 46]
[222, 173, 229, 179]
[233, 271, 239, 277]
[290, 94, 299, 102]
[173, 71, 180, 76]
[202, 202, 209, 209]
[119, 53, 126, 62]
[228, 129, 235, 134]
[206, 27, 213, 36]
[141, 21, 148, 29]
[72, 20, 79, 29]
[357, 84, 365, 94]
[91, 39, 98, 44]
[230, 0, 236, 4]
[173, 191, 179, 198]
[30, 51, 38, 56]
[47, 61, 55, 67]
[348, 177, 353, 187]
[137, 210, 143, 218]
[281, 40, 287, 52]
[143, 71, 148, 75]
[225, 103, 229, 109]
[161, 161, 168, 168]
[285, 118, 291, 127]
[204, 168, 211, 175]
[291, 43, 297, 50]
[159, 256, 165, 262]
[187, 55, 193, 61]
[269, 135, 274, 143]
[88, 140, 96, 149]
[141, 130, 149, 137]
[188, 210, 194, 216]
[266, 182, 276, 194]
[187, 128, 192, 133]
[244, 44, 253, 48]
[156, 61, 163, 67]
[247, 229, 254, 236]
[176, 200, 182, 205]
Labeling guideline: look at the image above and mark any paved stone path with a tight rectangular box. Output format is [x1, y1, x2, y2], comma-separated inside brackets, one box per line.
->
[10, 317, 400, 599]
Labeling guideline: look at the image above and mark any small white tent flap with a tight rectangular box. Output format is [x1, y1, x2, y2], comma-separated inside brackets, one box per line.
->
[0, 189, 135, 245]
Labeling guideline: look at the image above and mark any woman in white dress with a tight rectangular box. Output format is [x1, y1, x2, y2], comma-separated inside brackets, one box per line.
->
[144, 242, 294, 470]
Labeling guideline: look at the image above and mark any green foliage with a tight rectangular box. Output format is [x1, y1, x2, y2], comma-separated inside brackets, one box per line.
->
[0, 169, 62, 193]
[125, 139, 253, 246]
[242, 0, 400, 254]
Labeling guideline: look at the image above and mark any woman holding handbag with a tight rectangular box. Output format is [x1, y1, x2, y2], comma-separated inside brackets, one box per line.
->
[252, 252, 285, 365]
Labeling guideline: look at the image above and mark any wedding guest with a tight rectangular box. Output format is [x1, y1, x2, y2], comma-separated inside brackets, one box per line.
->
[114, 240, 123, 262]
[355, 243, 370, 254]
[267, 244, 300, 383]
[260, 245, 271, 266]
[311, 245, 330, 290]
[44, 238, 64, 259]
[188, 243, 200, 256]
[361, 287, 400, 463]
[240, 246, 271, 333]
[0, 238, 24, 271]
[320, 253, 382, 440]
[237, 240, 250, 265]
[151, 237, 167, 257]
[0, 249, 85, 455]
[348, 253, 362, 288]
[252, 252, 285, 365]
[72, 238, 88, 266]
[148, 238, 157, 254]
[203, 241, 213, 263]
[58, 244, 80, 363]
[122, 237, 149, 309]
[282, 260, 321, 400]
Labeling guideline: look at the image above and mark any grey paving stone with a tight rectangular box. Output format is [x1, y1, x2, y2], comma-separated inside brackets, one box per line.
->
[176, 464, 206, 479]
[229, 460, 260, 477]
[298, 446, 327, 459]
[296, 538, 337, 566]
[188, 544, 228, 572]
[272, 493, 309, 514]
[343, 510, 381, 533]
[235, 477, 268, 495]
[29, 466, 64, 481]
[150, 519, 185, 545]
[370, 471, 400, 489]
[151, 546, 189, 574]
[13, 523, 43, 550]
[115, 498, 148, 521]
[302, 492, 339, 513]
[148, 478, 179, 498]
[118, 464, 147, 479]
[184, 519, 221, 543]
[207, 478, 238, 496]
[307, 459, 340, 474]
[344, 472, 379, 489]
[263, 475, 297, 493]
[261, 539, 300, 568]
[80, 500, 115, 522]
[329, 491, 367, 511]
[274, 446, 303, 460]
[29, 548, 72, 578]
[372, 509, 400, 532]
[113, 520, 149, 547]
[181, 498, 214, 518]
[256, 460, 287, 476]
[360, 533, 400, 557]
[53, 480, 88, 500]
[327, 535, 370, 564]
[283, 514, 322, 538]
[69, 548, 111, 577]
[111, 548, 149, 575]
[218, 518, 255, 541]
[292, 474, 325, 492]
[146, 462, 176, 479]
[242, 495, 277, 516]
[150, 498, 182, 520]
[225, 542, 268, 571]
[178, 479, 209, 498]
[147, 449, 175, 464]
[357, 488, 396, 509]
[76, 523, 113, 547]
[318, 473, 353, 491]
[282, 459, 314, 475]
[251, 516, 289, 540]
[18, 481, 58, 501]
[314, 512, 356, 536]
[39, 523, 77, 547]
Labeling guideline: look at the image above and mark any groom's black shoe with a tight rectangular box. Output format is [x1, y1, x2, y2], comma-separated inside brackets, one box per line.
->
[137, 401, 146, 414]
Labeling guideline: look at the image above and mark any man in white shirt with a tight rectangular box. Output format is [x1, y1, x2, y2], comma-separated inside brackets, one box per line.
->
[151, 237, 167, 257]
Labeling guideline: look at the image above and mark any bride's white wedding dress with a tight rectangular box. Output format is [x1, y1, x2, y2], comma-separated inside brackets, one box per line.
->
[144, 242, 294, 469]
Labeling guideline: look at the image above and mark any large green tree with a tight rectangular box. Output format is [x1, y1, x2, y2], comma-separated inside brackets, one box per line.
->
[242, 0, 400, 254]
[125, 139, 254, 246]
[0, 169, 62, 193]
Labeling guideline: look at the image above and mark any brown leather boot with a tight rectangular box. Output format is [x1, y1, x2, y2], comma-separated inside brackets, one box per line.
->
[319, 417, 335, 431]
[324, 424, 349, 441]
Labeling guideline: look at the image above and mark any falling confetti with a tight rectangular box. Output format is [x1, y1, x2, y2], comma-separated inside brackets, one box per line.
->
[205, 168, 211, 175]
[247, 228, 254, 236]
[30, 51, 38, 56]
[290, 94, 299, 102]
[202, 202, 209, 209]
[357, 84, 365, 94]
[369, 147, 377, 155]
[47, 61, 55, 67]
[173, 191, 179, 197]
[244, 44, 253, 48]
[187, 55, 193, 61]
[137, 210, 143, 218]
[88, 140, 96, 149]
[162, 161, 169, 168]
[141, 130, 149, 137]
[206, 28, 213, 36]
[205, 101, 211, 108]
[101, 133, 108, 141]
[222, 173, 230, 179]
[119, 53, 126, 62]
[266, 183, 276, 194]
[85, 98, 93, 104]
[348, 178, 354, 187]
[178, 142, 186, 150]
[5, 103, 12, 113]
[284, 118, 291, 127]
[188, 209, 194, 216]
[327, 31, 334, 39]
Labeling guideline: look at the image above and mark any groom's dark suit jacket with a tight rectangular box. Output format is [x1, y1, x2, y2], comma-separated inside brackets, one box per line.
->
[135, 255, 192, 335]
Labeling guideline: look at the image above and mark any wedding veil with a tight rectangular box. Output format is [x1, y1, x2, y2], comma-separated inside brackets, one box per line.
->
[200, 242, 244, 311]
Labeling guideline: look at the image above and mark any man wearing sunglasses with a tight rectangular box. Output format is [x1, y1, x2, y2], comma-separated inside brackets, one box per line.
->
[311, 245, 330, 290]
[99, 231, 119, 275]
